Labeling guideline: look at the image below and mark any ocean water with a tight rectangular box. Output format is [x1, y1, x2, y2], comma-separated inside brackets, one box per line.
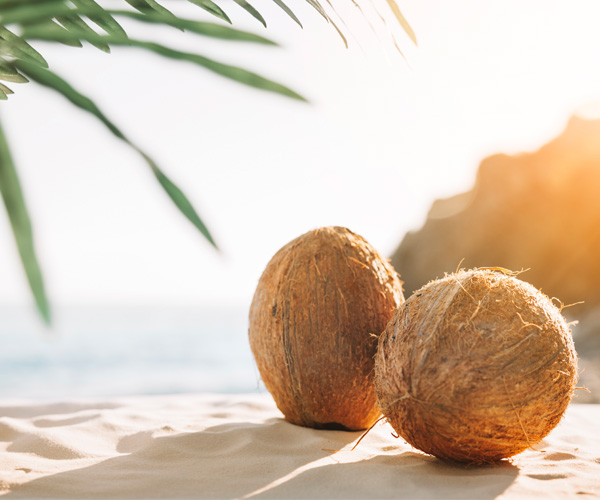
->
[0, 304, 264, 400]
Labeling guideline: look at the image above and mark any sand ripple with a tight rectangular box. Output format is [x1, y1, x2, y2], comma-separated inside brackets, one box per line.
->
[0, 395, 598, 499]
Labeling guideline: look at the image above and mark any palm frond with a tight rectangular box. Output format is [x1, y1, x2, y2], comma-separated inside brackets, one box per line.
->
[0, 57, 28, 81]
[124, 0, 176, 18]
[232, 0, 266, 27]
[304, 0, 348, 48]
[71, 0, 128, 37]
[186, 0, 231, 24]
[34, 19, 85, 48]
[0, 26, 47, 67]
[383, 0, 416, 45]
[0, 0, 309, 323]
[0, 115, 50, 324]
[271, 0, 302, 28]
[0, 0, 415, 323]
[21, 25, 303, 98]
[54, 13, 111, 52]
[0, 81, 13, 95]
[25, 9, 278, 45]
[13, 59, 219, 250]
[2, 0, 415, 51]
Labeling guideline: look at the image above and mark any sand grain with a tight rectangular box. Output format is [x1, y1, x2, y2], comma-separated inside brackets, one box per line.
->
[0, 394, 598, 499]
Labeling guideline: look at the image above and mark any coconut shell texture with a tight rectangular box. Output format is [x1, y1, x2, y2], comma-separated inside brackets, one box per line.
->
[375, 269, 578, 463]
[249, 226, 404, 431]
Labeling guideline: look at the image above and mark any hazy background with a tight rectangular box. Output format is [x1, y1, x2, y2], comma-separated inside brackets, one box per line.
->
[2, 0, 600, 398]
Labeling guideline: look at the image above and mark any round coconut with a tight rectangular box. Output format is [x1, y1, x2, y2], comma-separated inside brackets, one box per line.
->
[249, 226, 404, 431]
[374, 269, 578, 463]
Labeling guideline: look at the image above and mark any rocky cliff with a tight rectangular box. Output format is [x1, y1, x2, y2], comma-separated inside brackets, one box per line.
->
[392, 116, 600, 309]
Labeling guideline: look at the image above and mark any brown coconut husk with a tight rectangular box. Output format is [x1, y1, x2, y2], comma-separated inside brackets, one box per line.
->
[249, 226, 404, 431]
[374, 269, 578, 463]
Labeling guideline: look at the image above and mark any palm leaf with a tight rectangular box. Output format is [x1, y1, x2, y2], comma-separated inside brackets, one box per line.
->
[1, 0, 414, 53]
[232, 0, 266, 27]
[271, 0, 302, 28]
[70, 0, 128, 37]
[0, 0, 416, 324]
[187, 0, 231, 24]
[362, 0, 406, 60]
[126, 39, 302, 99]
[9, 5, 276, 45]
[149, 159, 217, 247]
[0, 115, 50, 324]
[124, 0, 177, 19]
[21, 27, 303, 99]
[0, 1, 73, 25]
[0, 58, 29, 82]
[13, 59, 219, 250]
[32, 19, 84, 48]
[383, 0, 416, 45]
[0, 82, 13, 94]
[55, 14, 111, 52]
[304, 0, 348, 48]
[0, 26, 48, 67]
[101, 10, 275, 44]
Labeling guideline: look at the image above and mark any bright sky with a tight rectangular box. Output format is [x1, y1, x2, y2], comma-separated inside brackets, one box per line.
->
[2, 0, 600, 309]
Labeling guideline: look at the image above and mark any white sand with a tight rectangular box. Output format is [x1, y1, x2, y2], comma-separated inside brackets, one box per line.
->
[0, 394, 598, 499]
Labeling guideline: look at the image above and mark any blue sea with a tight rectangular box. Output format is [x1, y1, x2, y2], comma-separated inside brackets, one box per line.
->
[0, 304, 264, 400]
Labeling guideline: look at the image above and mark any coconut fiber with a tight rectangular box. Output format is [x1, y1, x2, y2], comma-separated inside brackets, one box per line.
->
[375, 269, 578, 463]
[249, 226, 403, 431]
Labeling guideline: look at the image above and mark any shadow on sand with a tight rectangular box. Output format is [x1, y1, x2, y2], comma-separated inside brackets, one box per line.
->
[5, 418, 519, 499]
[249, 451, 519, 499]
[5, 418, 357, 499]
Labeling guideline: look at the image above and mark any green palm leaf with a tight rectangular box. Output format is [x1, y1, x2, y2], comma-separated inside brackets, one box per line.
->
[0, 115, 50, 324]
[1, 0, 414, 53]
[187, 0, 231, 24]
[0, 82, 13, 94]
[304, 0, 347, 48]
[0, 26, 47, 67]
[21, 27, 302, 99]
[33, 19, 84, 48]
[149, 160, 217, 248]
[232, 0, 266, 27]
[71, 0, 127, 37]
[271, 0, 302, 28]
[14, 59, 219, 250]
[99, 10, 274, 44]
[124, 0, 176, 19]
[125, 39, 303, 99]
[55, 14, 110, 52]
[9, 6, 276, 45]
[0, 58, 28, 82]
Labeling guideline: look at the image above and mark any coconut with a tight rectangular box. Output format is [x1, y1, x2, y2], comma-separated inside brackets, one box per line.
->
[249, 226, 404, 431]
[374, 269, 578, 463]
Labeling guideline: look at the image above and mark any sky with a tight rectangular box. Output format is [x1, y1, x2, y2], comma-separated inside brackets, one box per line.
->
[2, 0, 600, 311]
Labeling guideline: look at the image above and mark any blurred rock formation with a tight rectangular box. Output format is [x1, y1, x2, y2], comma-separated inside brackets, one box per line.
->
[391, 116, 600, 402]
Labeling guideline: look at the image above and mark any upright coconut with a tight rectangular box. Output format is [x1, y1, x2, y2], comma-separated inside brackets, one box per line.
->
[249, 226, 404, 431]
[375, 269, 578, 463]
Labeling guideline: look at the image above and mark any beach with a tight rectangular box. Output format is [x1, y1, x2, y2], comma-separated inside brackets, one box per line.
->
[1, 393, 598, 499]
[1, 307, 599, 498]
